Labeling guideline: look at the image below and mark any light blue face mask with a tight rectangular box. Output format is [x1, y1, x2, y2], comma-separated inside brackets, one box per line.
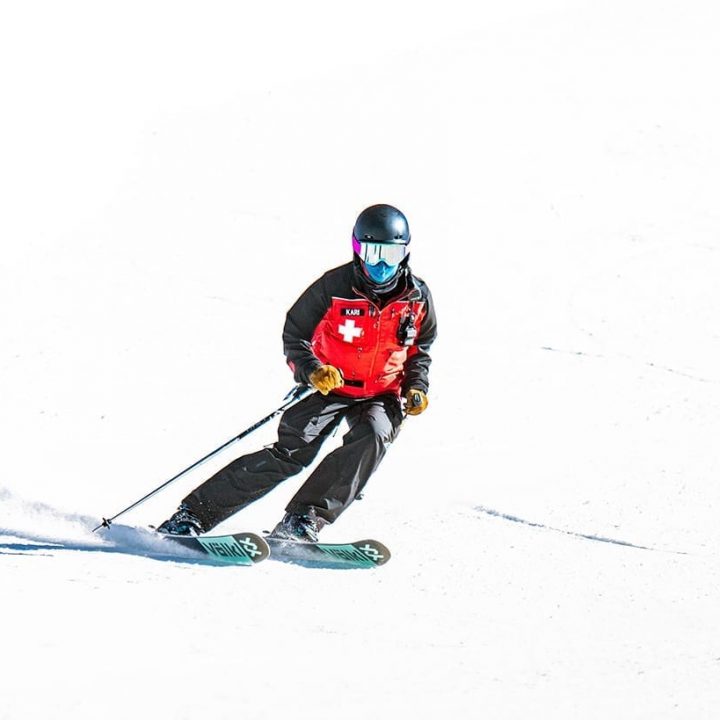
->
[364, 260, 399, 284]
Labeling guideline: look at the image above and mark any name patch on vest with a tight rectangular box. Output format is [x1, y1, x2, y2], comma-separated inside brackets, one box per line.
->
[341, 307, 365, 317]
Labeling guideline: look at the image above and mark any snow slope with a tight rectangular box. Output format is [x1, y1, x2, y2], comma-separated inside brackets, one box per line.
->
[2, 1, 720, 718]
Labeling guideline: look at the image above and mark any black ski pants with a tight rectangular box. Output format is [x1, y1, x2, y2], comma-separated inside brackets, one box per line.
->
[183, 392, 404, 531]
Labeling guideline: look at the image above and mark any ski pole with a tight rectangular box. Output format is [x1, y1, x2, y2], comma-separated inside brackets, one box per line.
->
[92, 384, 313, 532]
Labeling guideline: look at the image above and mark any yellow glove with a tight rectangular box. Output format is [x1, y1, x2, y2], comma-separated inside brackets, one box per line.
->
[405, 389, 429, 416]
[309, 365, 344, 395]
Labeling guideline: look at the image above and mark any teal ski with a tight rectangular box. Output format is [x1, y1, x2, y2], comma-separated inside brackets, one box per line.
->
[266, 537, 390, 569]
[165, 532, 270, 566]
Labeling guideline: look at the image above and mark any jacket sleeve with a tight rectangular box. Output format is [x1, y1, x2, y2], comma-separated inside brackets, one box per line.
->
[401, 284, 438, 395]
[282, 274, 329, 385]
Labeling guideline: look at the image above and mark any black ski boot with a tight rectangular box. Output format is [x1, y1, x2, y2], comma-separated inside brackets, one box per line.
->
[156, 504, 205, 536]
[269, 509, 325, 543]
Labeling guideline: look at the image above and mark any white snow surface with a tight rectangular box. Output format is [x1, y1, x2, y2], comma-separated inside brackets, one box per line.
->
[2, 1, 720, 718]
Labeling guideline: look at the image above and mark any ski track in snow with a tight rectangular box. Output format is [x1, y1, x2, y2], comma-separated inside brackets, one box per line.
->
[541, 346, 718, 385]
[475, 505, 690, 555]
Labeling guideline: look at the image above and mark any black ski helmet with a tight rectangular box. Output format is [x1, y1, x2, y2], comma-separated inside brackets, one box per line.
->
[352, 204, 411, 246]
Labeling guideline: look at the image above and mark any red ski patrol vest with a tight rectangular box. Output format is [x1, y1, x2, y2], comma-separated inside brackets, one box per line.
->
[310, 295, 427, 398]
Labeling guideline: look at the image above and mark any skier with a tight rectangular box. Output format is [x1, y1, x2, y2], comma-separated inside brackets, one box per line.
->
[157, 204, 438, 541]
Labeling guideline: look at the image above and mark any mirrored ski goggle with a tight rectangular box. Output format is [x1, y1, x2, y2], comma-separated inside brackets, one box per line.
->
[352, 237, 409, 266]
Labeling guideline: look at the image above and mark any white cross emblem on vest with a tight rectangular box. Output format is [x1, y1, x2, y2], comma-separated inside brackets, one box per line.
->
[338, 319, 363, 343]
